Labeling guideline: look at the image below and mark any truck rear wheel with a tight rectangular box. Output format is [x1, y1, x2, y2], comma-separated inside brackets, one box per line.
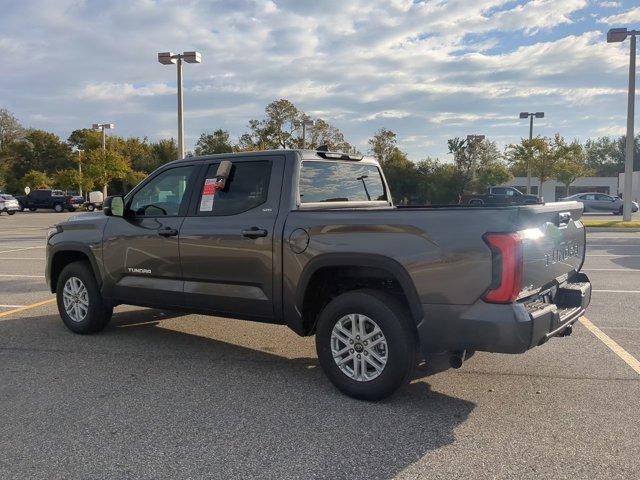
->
[315, 289, 416, 401]
[56, 261, 113, 334]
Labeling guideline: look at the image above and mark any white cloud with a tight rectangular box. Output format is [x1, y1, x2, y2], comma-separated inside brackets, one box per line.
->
[599, 1, 621, 7]
[600, 6, 640, 24]
[78, 83, 175, 100]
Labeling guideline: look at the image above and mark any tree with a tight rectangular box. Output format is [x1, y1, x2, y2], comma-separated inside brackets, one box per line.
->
[52, 168, 93, 194]
[554, 140, 590, 196]
[194, 129, 233, 155]
[84, 149, 131, 197]
[149, 139, 178, 170]
[0, 108, 24, 151]
[3, 130, 73, 193]
[238, 99, 352, 152]
[505, 137, 553, 192]
[368, 129, 417, 204]
[368, 129, 398, 163]
[447, 137, 509, 195]
[67, 129, 103, 151]
[307, 118, 352, 152]
[23, 170, 52, 190]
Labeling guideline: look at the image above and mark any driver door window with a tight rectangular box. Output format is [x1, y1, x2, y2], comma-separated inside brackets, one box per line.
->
[129, 166, 195, 216]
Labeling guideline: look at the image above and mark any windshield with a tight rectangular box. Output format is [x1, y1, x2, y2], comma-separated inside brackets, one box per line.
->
[299, 161, 387, 203]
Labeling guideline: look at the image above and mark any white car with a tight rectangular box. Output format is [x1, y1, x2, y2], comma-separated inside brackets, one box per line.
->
[0, 194, 19, 215]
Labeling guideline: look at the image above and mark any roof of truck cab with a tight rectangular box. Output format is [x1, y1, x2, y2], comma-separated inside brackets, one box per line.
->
[168, 149, 379, 166]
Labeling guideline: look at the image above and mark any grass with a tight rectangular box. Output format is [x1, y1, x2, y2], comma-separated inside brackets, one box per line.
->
[582, 219, 640, 228]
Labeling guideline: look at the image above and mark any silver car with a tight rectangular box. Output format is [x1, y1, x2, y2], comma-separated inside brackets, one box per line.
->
[560, 192, 639, 215]
[0, 194, 19, 215]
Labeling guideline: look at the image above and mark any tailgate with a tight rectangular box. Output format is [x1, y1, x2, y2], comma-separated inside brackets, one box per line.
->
[516, 201, 585, 298]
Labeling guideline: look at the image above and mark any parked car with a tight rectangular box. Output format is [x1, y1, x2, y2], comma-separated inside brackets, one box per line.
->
[560, 192, 638, 215]
[16, 189, 82, 213]
[0, 194, 20, 215]
[461, 186, 540, 206]
[46, 149, 591, 400]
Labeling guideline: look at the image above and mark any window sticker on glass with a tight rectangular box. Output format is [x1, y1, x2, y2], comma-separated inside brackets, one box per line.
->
[199, 178, 223, 212]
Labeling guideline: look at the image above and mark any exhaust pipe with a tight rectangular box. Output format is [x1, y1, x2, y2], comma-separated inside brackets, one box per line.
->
[449, 350, 467, 369]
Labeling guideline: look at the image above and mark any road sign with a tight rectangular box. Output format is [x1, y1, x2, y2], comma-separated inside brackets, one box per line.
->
[24, 186, 31, 194]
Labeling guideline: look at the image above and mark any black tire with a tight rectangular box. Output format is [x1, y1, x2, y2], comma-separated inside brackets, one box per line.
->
[53, 203, 63, 213]
[56, 261, 113, 334]
[468, 199, 483, 206]
[67, 207, 76, 212]
[28, 207, 37, 212]
[7, 211, 15, 215]
[616, 206, 623, 215]
[315, 289, 417, 401]
[86, 203, 95, 212]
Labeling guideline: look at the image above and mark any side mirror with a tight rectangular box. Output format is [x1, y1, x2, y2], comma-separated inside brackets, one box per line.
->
[215, 160, 232, 190]
[103, 195, 125, 217]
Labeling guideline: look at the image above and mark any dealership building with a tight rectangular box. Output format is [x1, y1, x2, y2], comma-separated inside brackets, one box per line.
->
[500, 176, 620, 202]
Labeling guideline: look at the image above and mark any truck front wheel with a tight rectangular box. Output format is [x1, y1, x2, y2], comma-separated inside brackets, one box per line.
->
[315, 290, 416, 401]
[56, 261, 113, 334]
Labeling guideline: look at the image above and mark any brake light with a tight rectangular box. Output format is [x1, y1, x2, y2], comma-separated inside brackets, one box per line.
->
[483, 233, 523, 304]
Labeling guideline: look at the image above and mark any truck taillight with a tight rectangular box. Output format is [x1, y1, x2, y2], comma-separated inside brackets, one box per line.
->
[483, 233, 523, 304]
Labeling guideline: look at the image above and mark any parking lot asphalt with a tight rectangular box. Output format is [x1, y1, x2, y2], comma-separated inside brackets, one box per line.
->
[1, 212, 639, 480]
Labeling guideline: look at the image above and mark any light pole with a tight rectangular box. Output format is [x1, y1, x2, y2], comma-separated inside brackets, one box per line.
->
[158, 51, 202, 160]
[356, 175, 371, 200]
[519, 111, 544, 194]
[92, 123, 114, 151]
[294, 119, 314, 148]
[607, 28, 638, 221]
[77, 149, 84, 197]
[466, 134, 485, 184]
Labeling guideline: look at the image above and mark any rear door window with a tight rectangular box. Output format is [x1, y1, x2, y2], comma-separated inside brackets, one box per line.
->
[299, 161, 387, 203]
[196, 161, 272, 216]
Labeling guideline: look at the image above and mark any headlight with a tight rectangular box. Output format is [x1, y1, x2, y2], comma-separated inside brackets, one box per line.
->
[47, 226, 62, 240]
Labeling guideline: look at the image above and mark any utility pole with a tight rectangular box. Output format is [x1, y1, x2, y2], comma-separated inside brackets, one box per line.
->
[519, 112, 544, 194]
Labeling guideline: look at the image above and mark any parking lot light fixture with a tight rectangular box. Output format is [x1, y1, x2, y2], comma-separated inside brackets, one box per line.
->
[519, 112, 544, 194]
[607, 28, 639, 221]
[157, 51, 202, 160]
[92, 123, 114, 151]
[294, 119, 314, 148]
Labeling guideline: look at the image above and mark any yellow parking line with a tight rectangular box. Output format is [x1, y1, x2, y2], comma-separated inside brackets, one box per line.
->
[0, 298, 56, 321]
[580, 317, 640, 375]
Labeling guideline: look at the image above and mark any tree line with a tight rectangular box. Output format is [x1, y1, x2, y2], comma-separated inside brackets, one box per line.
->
[1, 101, 639, 203]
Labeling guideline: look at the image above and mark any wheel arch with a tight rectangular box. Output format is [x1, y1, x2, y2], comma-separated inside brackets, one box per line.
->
[295, 253, 423, 335]
[48, 245, 101, 294]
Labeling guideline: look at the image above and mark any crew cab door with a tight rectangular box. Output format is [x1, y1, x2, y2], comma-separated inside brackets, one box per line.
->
[102, 164, 199, 307]
[179, 156, 284, 320]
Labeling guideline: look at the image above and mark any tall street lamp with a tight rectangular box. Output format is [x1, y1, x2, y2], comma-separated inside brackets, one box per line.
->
[158, 51, 202, 160]
[92, 123, 114, 151]
[607, 27, 638, 221]
[519, 111, 544, 194]
[294, 119, 314, 148]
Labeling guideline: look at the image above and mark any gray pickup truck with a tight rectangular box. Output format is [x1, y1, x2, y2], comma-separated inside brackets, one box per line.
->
[46, 149, 591, 400]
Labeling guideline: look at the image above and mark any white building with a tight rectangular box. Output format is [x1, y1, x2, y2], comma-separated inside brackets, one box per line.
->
[500, 177, 619, 202]
[618, 172, 640, 204]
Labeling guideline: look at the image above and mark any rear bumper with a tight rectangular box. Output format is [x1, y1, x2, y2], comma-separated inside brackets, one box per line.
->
[417, 272, 591, 355]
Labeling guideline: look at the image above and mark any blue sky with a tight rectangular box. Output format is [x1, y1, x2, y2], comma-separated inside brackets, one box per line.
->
[1, 0, 640, 161]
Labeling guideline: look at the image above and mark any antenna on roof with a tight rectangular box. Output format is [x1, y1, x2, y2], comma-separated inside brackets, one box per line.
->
[317, 145, 329, 152]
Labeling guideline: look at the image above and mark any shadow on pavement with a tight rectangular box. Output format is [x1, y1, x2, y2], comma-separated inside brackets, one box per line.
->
[1, 308, 476, 479]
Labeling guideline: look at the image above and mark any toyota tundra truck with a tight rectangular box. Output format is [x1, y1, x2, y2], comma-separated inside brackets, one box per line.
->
[45, 149, 591, 400]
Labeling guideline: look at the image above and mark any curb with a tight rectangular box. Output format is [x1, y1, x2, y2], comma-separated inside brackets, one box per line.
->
[586, 227, 640, 233]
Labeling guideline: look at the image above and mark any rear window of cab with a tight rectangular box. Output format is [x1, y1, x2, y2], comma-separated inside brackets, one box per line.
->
[299, 161, 387, 203]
